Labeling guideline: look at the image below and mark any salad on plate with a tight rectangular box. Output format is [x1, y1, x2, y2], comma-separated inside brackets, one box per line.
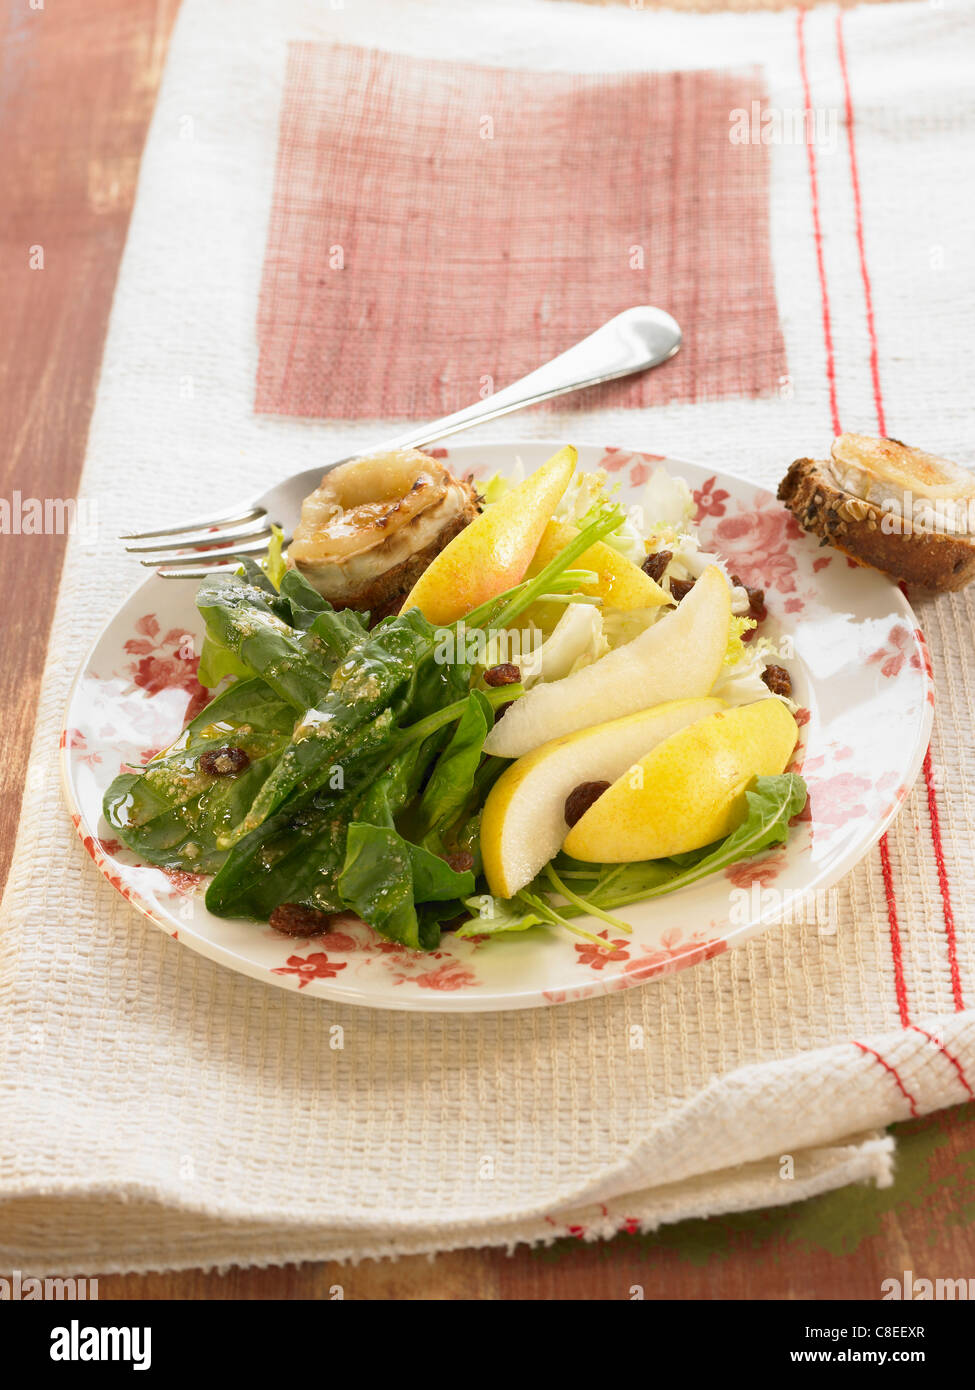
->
[103, 446, 807, 954]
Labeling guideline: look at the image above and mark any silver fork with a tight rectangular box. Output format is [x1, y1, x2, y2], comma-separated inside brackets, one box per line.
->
[122, 306, 681, 579]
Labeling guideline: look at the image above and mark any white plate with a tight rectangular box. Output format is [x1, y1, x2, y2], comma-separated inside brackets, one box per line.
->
[62, 442, 933, 1011]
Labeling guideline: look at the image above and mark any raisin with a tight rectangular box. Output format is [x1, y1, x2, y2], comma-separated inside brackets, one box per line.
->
[484, 662, 521, 687]
[200, 746, 250, 776]
[746, 585, 767, 624]
[493, 701, 515, 721]
[269, 903, 337, 937]
[732, 575, 766, 627]
[642, 549, 672, 583]
[444, 850, 475, 875]
[564, 780, 611, 828]
[762, 664, 792, 697]
[668, 577, 696, 603]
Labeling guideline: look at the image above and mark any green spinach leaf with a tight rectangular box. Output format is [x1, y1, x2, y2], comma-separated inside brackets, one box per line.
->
[103, 677, 295, 871]
[338, 823, 475, 950]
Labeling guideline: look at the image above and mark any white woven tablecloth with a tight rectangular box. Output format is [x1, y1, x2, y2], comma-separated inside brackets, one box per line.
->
[1, 0, 973, 1274]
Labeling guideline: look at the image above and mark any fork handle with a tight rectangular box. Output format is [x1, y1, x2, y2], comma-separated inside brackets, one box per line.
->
[376, 306, 681, 454]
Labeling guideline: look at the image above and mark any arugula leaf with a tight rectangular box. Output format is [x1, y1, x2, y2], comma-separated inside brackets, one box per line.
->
[453, 894, 543, 939]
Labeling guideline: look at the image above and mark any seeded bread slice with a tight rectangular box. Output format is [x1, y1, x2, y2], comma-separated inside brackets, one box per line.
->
[778, 456, 975, 592]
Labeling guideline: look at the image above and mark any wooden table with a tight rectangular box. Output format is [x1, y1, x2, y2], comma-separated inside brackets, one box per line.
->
[2, 0, 971, 1300]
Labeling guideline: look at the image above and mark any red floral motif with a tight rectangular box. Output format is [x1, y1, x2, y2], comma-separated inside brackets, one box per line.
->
[724, 853, 784, 890]
[312, 931, 360, 952]
[271, 952, 348, 988]
[707, 496, 801, 595]
[623, 933, 728, 980]
[391, 960, 478, 991]
[802, 771, 874, 828]
[794, 706, 811, 727]
[598, 447, 665, 478]
[124, 614, 209, 720]
[574, 931, 630, 970]
[812, 556, 831, 573]
[914, 629, 933, 681]
[64, 728, 102, 767]
[866, 623, 922, 680]
[73, 816, 131, 901]
[691, 475, 730, 521]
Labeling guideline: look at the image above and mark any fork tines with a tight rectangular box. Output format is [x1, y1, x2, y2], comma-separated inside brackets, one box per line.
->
[121, 505, 285, 578]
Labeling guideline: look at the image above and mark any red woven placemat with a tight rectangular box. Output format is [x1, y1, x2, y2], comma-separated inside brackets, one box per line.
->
[256, 42, 786, 419]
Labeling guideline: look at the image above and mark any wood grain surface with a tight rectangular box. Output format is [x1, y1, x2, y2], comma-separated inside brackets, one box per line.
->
[1, 0, 970, 1301]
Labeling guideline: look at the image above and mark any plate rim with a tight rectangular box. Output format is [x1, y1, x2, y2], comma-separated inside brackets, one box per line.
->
[61, 441, 935, 1012]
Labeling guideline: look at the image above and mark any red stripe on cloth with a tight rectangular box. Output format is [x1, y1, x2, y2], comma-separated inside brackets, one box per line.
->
[909, 1024, 974, 1100]
[878, 834, 911, 1028]
[921, 749, 965, 1010]
[836, 13, 962, 1012]
[256, 42, 787, 420]
[796, 11, 841, 437]
[853, 1041, 919, 1117]
[835, 14, 885, 437]
[797, 10, 909, 1023]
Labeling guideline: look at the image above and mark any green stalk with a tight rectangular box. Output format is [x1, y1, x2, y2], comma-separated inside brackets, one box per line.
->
[396, 684, 523, 748]
[516, 889, 617, 949]
[464, 506, 624, 631]
[545, 864, 633, 935]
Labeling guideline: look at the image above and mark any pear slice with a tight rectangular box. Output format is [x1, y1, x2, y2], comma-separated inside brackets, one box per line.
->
[481, 698, 725, 899]
[564, 698, 799, 863]
[400, 446, 577, 624]
[483, 565, 731, 759]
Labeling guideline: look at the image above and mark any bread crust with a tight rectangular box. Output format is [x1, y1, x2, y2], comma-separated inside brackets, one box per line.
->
[778, 457, 975, 592]
[327, 509, 474, 619]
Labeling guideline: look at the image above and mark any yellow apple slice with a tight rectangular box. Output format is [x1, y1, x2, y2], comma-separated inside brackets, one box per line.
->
[483, 565, 731, 759]
[400, 446, 577, 624]
[563, 698, 799, 863]
[481, 698, 725, 899]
